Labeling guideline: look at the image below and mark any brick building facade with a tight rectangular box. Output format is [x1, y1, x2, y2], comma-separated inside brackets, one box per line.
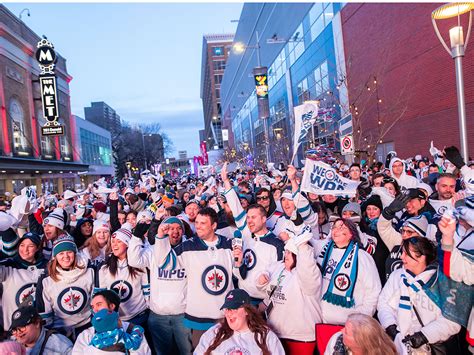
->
[341, 3, 474, 161]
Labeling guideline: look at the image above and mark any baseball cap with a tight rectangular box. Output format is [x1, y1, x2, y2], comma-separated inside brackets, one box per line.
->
[9, 306, 39, 332]
[404, 188, 426, 201]
[220, 289, 251, 310]
[186, 199, 200, 207]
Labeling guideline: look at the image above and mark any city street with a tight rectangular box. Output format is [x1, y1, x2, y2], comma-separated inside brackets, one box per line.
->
[0, 2, 473, 355]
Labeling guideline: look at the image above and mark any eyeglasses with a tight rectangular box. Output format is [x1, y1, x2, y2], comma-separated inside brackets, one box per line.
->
[400, 228, 419, 237]
[332, 222, 349, 230]
[256, 196, 269, 201]
[11, 325, 28, 334]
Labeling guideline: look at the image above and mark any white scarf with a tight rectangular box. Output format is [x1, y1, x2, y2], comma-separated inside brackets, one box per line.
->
[398, 267, 436, 337]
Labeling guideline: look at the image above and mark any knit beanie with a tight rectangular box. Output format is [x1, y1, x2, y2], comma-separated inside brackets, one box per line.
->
[162, 193, 175, 205]
[93, 201, 107, 213]
[137, 210, 153, 222]
[342, 202, 362, 217]
[403, 215, 429, 237]
[43, 208, 65, 230]
[93, 220, 110, 235]
[52, 234, 77, 257]
[162, 216, 184, 231]
[362, 195, 383, 213]
[111, 223, 133, 246]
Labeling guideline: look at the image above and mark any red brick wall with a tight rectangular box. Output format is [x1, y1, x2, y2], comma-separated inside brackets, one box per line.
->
[341, 3, 474, 161]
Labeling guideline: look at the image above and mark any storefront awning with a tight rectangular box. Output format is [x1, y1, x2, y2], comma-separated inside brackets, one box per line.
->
[0, 157, 89, 173]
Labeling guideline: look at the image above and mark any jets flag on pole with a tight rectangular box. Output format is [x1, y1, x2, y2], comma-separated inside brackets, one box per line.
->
[292, 100, 319, 160]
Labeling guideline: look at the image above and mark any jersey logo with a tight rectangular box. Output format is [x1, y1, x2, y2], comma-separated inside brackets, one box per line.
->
[110, 280, 133, 303]
[225, 347, 250, 355]
[15, 283, 36, 306]
[391, 259, 403, 272]
[437, 205, 448, 214]
[201, 265, 229, 296]
[334, 273, 351, 292]
[243, 249, 257, 271]
[57, 287, 87, 315]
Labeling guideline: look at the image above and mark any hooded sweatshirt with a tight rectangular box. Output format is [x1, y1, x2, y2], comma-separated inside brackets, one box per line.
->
[389, 158, 419, 190]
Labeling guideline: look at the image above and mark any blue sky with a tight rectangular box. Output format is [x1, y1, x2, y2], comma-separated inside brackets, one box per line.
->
[5, 3, 242, 157]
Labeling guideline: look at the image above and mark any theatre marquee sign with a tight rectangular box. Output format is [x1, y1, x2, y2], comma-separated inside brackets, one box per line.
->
[36, 39, 64, 136]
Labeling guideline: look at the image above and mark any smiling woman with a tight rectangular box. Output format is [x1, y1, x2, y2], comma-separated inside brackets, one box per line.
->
[195, 289, 285, 355]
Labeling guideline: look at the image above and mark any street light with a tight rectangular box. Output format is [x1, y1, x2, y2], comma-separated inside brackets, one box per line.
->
[432, 3, 474, 162]
[232, 31, 270, 164]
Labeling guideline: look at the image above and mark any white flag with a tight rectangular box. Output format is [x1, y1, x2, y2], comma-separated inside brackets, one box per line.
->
[293, 101, 319, 158]
[300, 159, 359, 197]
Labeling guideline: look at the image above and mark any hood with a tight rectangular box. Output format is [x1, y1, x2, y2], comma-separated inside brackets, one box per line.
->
[389, 157, 406, 177]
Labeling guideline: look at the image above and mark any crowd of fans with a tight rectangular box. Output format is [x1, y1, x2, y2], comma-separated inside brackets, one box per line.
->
[0, 144, 472, 355]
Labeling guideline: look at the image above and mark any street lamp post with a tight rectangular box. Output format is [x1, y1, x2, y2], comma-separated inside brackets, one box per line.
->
[141, 132, 148, 170]
[432, 3, 474, 162]
[233, 31, 271, 166]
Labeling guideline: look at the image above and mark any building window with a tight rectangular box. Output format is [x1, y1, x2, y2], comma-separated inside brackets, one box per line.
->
[297, 78, 310, 104]
[214, 74, 223, 85]
[213, 60, 226, 71]
[80, 128, 112, 166]
[215, 88, 220, 99]
[8, 97, 29, 153]
[308, 3, 335, 43]
[37, 109, 54, 158]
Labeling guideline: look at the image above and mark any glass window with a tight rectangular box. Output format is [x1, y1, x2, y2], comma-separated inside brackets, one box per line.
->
[310, 13, 325, 42]
[320, 61, 328, 78]
[8, 97, 28, 152]
[214, 74, 223, 85]
[213, 60, 226, 71]
[309, 3, 324, 25]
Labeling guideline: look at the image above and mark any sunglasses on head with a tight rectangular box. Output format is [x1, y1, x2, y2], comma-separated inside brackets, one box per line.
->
[383, 177, 395, 184]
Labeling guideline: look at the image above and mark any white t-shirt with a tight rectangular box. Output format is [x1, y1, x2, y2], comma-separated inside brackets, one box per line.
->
[194, 323, 285, 355]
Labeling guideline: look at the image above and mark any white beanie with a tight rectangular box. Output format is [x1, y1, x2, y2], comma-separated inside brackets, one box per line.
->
[111, 222, 133, 246]
[137, 210, 153, 222]
[403, 215, 429, 237]
[93, 220, 110, 235]
[43, 208, 65, 230]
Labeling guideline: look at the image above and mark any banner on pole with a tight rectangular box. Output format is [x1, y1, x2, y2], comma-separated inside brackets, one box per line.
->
[253, 67, 270, 119]
[292, 101, 319, 158]
[301, 159, 359, 196]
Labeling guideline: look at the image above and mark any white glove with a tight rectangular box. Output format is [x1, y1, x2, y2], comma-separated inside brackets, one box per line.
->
[429, 141, 442, 158]
[284, 225, 313, 254]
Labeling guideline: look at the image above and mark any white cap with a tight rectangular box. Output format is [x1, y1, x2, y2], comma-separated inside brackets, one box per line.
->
[63, 190, 77, 200]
